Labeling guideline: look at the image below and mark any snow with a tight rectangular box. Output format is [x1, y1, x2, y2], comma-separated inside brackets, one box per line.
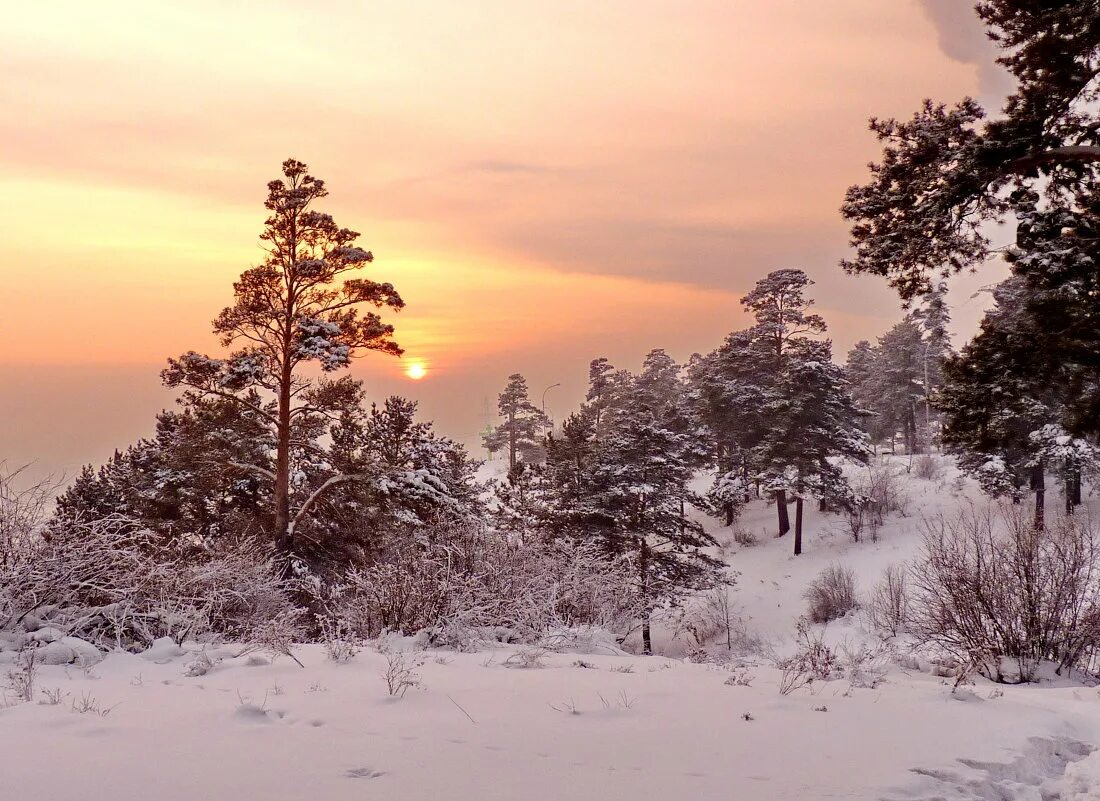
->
[4, 455, 1100, 800]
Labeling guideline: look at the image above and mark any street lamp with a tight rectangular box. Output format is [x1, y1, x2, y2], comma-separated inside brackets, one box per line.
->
[542, 382, 561, 430]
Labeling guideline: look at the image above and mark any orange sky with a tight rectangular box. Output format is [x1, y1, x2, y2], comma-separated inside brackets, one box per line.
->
[1, 1, 1010, 478]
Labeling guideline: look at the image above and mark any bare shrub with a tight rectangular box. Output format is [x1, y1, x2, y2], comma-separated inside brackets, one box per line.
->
[666, 585, 757, 656]
[71, 691, 117, 717]
[910, 505, 1100, 683]
[724, 667, 755, 687]
[912, 454, 944, 481]
[732, 528, 759, 547]
[378, 635, 425, 698]
[503, 646, 550, 669]
[865, 563, 909, 637]
[0, 465, 60, 570]
[804, 565, 858, 623]
[3, 647, 37, 703]
[549, 698, 580, 715]
[317, 613, 360, 663]
[1, 513, 299, 651]
[777, 660, 812, 696]
[837, 641, 889, 688]
[847, 460, 910, 541]
[772, 622, 839, 695]
[239, 609, 306, 668]
[338, 521, 642, 647]
[39, 686, 68, 706]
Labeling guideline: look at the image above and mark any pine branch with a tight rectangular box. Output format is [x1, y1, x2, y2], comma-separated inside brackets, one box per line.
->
[1005, 145, 1100, 173]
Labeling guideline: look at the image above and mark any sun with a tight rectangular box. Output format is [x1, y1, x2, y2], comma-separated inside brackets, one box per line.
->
[405, 361, 428, 380]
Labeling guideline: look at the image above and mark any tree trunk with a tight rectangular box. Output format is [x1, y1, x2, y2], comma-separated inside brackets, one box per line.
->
[1031, 462, 1045, 531]
[273, 359, 294, 577]
[724, 502, 734, 527]
[508, 411, 517, 472]
[793, 496, 804, 556]
[1066, 466, 1082, 513]
[776, 489, 790, 536]
[639, 537, 652, 655]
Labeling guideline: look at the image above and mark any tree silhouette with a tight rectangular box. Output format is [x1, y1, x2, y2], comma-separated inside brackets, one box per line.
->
[163, 158, 403, 573]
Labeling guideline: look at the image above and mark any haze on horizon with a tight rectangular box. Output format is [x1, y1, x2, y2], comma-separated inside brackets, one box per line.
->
[1, 0, 1011, 480]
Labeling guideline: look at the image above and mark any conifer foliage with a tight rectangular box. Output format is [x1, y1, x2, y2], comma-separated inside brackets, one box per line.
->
[162, 159, 404, 574]
[692, 270, 868, 553]
[482, 374, 551, 471]
[535, 350, 723, 654]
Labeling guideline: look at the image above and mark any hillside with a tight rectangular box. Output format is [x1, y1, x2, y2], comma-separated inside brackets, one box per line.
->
[5, 456, 1100, 800]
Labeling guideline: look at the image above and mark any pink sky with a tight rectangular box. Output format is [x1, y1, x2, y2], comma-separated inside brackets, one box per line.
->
[0, 1, 1009, 478]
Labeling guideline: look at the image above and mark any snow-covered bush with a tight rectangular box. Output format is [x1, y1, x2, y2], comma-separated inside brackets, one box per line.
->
[1, 514, 299, 651]
[774, 622, 840, 695]
[732, 527, 759, 547]
[0, 465, 57, 571]
[804, 565, 859, 623]
[317, 614, 360, 663]
[337, 521, 641, 647]
[3, 647, 37, 704]
[503, 646, 550, 669]
[847, 459, 909, 541]
[837, 641, 889, 688]
[239, 610, 306, 667]
[378, 634, 425, 697]
[865, 563, 909, 637]
[912, 454, 944, 481]
[910, 505, 1100, 682]
[667, 587, 755, 654]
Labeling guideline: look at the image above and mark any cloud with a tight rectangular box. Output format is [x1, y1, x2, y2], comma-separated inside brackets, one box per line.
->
[915, 0, 1015, 102]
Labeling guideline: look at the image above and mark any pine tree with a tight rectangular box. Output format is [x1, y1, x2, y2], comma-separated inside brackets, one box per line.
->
[539, 350, 722, 654]
[845, 340, 890, 448]
[689, 330, 775, 526]
[874, 318, 926, 454]
[939, 275, 1084, 528]
[320, 396, 482, 566]
[741, 269, 834, 538]
[842, 3, 1100, 300]
[54, 395, 275, 544]
[482, 373, 550, 471]
[754, 339, 869, 554]
[162, 159, 403, 574]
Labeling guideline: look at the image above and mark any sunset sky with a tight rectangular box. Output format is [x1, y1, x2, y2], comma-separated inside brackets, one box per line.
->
[1, 1, 1012, 479]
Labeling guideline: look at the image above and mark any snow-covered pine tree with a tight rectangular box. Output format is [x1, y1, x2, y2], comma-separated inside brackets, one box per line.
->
[585, 357, 632, 441]
[740, 269, 846, 540]
[939, 276, 1060, 525]
[54, 395, 274, 544]
[563, 350, 721, 654]
[482, 373, 551, 471]
[688, 330, 774, 526]
[873, 318, 927, 455]
[318, 396, 483, 567]
[754, 338, 869, 554]
[844, 340, 890, 449]
[842, 3, 1100, 301]
[162, 159, 404, 575]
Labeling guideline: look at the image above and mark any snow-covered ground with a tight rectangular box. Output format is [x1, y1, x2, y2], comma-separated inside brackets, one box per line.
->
[5, 456, 1100, 800]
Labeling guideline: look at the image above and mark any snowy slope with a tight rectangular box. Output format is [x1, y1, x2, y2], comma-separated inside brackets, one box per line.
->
[3, 638, 1100, 800]
[5, 455, 1100, 800]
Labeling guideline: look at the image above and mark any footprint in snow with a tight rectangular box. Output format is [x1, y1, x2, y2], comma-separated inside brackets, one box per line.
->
[345, 767, 385, 780]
